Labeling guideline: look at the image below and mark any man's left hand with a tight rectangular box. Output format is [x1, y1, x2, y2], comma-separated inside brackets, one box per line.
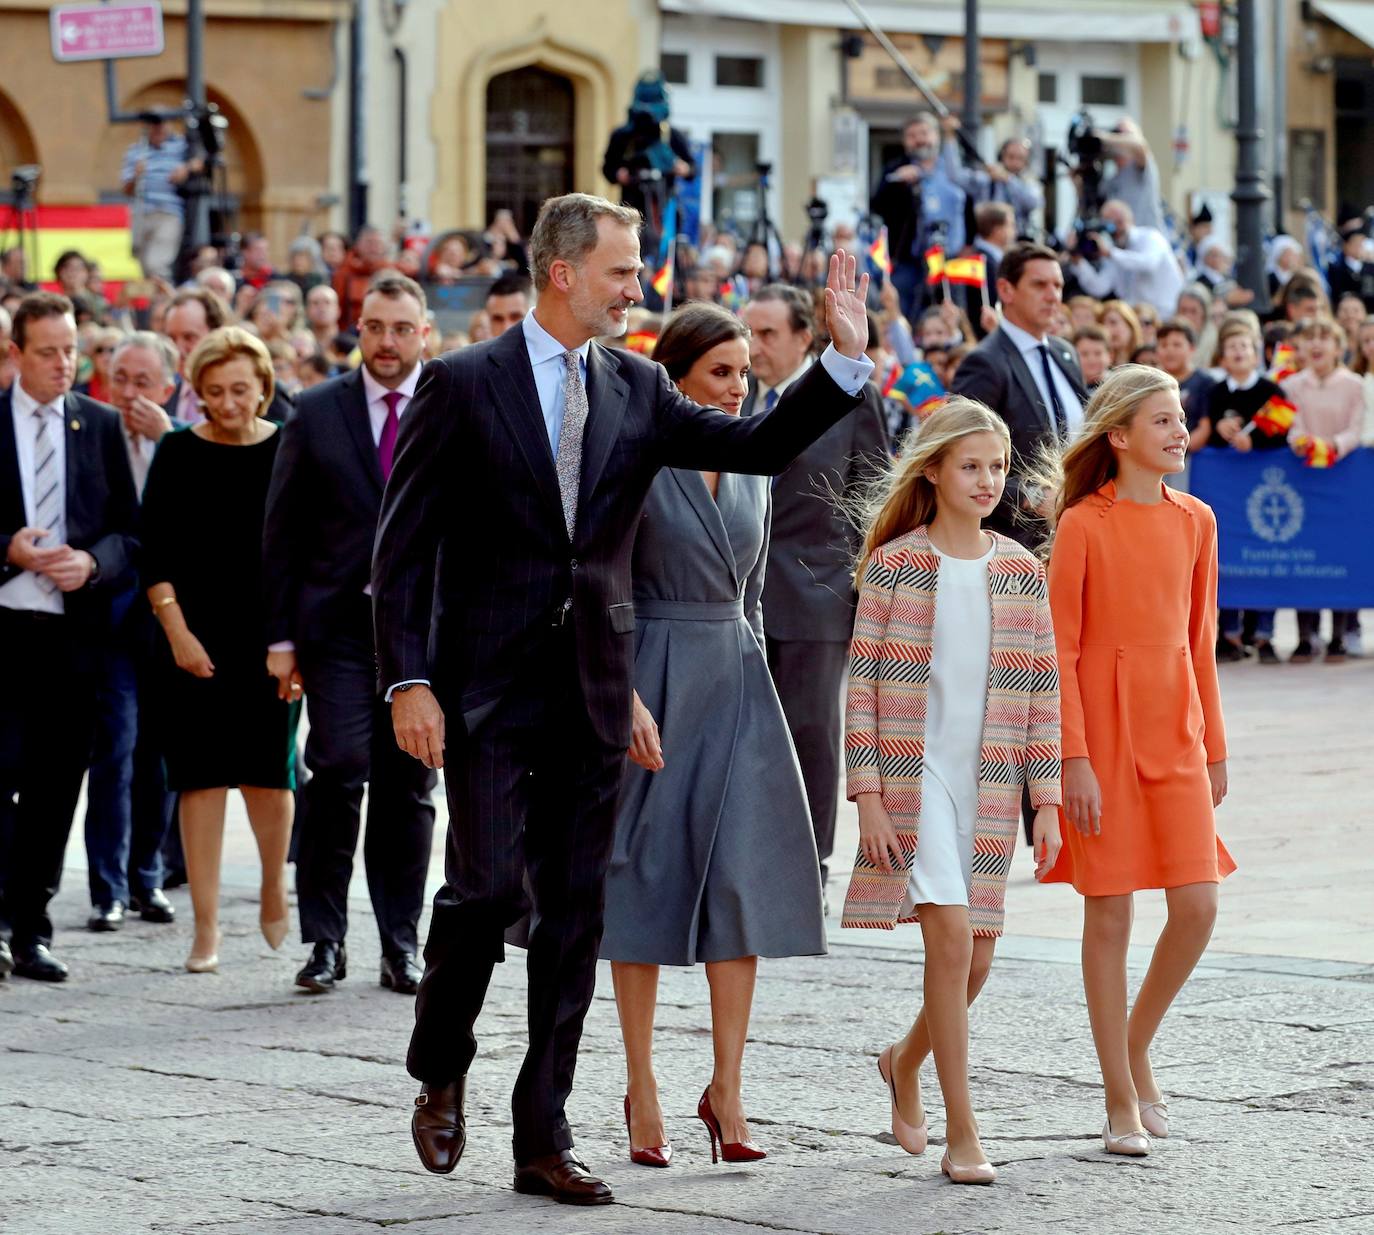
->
[823, 250, 870, 360]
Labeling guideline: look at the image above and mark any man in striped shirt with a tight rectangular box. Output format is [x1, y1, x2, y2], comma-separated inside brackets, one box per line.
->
[120, 116, 198, 281]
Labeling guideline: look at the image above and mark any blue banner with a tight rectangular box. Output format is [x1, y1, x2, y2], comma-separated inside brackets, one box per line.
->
[1188, 448, 1374, 609]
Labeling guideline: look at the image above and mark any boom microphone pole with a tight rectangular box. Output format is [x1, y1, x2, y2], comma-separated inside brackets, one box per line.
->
[840, 0, 988, 171]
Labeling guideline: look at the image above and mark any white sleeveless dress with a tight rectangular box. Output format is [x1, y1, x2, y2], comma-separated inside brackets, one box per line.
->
[899, 543, 992, 912]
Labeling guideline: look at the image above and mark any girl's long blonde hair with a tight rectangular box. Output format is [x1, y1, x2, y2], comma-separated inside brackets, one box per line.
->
[853, 396, 1011, 583]
[1030, 364, 1179, 548]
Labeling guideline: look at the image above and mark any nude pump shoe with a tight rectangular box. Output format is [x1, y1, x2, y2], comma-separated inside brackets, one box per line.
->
[877, 1045, 928, 1155]
[940, 1150, 997, 1184]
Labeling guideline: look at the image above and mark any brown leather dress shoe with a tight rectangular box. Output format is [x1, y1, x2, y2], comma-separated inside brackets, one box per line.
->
[513, 1149, 614, 1205]
[411, 1080, 466, 1174]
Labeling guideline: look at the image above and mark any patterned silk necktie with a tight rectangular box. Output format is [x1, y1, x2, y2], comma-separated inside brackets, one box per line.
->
[556, 350, 588, 539]
[31, 407, 62, 594]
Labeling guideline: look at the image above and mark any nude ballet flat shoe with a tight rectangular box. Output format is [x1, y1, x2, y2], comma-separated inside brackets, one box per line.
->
[877, 1045, 928, 1155]
[1137, 1099, 1170, 1138]
[1103, 1119, 1151, 1156]
[941, 1151, 996, 1184]
[185, 951, 219, 973]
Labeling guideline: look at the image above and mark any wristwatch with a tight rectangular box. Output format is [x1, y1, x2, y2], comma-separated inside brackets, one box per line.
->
[86, 555, 102, 586]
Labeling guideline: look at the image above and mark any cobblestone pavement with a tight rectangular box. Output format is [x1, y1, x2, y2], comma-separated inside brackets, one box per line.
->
[3, 621, 1372, 1234]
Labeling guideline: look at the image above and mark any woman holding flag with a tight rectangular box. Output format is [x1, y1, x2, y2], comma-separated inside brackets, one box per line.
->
[1196, 318, 1290, 662]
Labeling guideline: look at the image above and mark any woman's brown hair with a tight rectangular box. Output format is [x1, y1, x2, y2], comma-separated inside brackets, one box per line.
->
[653, 302, 750, 381]
[1100, 299, 1143, 365]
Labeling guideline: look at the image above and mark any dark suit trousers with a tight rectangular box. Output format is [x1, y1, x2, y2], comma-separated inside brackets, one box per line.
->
[296, 601, 436, 956]
[765, 637, 848, 881]
[0, 609, 103, 946]
[406, 629, 625, 1163]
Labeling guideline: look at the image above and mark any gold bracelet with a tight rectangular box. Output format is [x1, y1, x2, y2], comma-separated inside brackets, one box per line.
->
[152, 595, 179, 611]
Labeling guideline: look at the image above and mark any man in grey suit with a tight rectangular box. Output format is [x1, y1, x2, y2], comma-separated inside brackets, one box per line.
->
[950, 242, 1088, 548]
[741, 284, 889, 897]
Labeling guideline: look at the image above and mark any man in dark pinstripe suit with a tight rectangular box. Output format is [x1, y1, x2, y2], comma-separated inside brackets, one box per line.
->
[372, 193, 874, 1204]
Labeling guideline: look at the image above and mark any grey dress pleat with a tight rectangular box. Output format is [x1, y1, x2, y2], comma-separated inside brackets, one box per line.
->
[600, 467, 827, 965]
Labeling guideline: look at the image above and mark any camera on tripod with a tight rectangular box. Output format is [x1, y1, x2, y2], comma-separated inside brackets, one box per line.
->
[1063, 110, 1109, 260]
[10, 165, 40, 200]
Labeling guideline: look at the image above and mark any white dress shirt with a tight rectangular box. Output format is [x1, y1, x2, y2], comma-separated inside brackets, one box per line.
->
[124, 428, 158, 495]
[1072, 225, 1185, 317]
[754, 357, 813, 412]
[998, 317, 1085, 435]
[1, 380, 67, 615]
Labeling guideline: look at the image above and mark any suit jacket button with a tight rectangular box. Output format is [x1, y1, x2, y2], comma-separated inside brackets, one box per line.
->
[570, 558, 579, 571]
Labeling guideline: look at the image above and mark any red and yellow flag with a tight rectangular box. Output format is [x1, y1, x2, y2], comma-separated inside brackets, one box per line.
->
[0, 204, 142, 286]
[943, 254, 987, 287]
[923, 245, 945, 285]
[651, 251, 674, 301]
[624, 330, 657, 356]
[868, 227, 891, 278]
[1251, 394, 1296, 437]
[1293, 434, 1338, 467]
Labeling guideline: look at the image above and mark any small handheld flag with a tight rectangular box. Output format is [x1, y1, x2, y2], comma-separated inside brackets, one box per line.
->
[1251, 395, 1296, 437]
[1292, 434, 1338, 467]
[888, 361, 946, 417]
[943, 254, 987, 287]
[924, 245, 945, 286]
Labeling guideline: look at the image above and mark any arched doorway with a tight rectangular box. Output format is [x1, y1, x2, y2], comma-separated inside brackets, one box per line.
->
[485, 66, 574, 235]
[0, 88, 39, 177]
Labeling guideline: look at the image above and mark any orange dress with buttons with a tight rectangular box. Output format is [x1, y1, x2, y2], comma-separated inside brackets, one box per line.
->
[1043, 481, 1236, 895]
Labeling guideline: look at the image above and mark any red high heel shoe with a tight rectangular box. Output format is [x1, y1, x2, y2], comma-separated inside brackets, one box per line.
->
[697, 1087, 766, 1164]
[624, 1094, 672, 1167]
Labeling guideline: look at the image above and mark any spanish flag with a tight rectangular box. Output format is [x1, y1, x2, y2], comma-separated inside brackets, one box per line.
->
[651, 250, 674, 301]
[924, 245, 945, 285]
[868, 226, 892, 278]
[1293, 434, 1338, 467]
[624, 330, 657, 356]
[943, 254, 987, 287]
[1251, 394, 1296, 437]
[0, 204, 142, 286]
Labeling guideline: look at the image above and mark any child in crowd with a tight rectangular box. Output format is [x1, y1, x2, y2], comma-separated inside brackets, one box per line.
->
[1335, 293, 1366, 361]
[842, 399, 1062, 1186]
[1282, 317, 1366, 662]
[1041, 365, 1233, 1158]
[1197, 318, 1286, 662]
[1073, 325, 1111, 392]
[1100, 299, 1143, 367]
[1155, 320, 1215, 449]
[1067, 295, 1101, 331]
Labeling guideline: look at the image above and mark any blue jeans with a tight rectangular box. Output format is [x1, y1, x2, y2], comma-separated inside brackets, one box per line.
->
[83, 594, 174, 906]
[1220, 608, 1275, 641]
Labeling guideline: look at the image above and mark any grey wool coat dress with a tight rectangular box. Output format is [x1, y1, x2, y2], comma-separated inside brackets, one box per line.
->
[599, 466, 828, 965]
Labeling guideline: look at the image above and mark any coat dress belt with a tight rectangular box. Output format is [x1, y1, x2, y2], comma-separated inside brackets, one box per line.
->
[632, 598, 745, 622]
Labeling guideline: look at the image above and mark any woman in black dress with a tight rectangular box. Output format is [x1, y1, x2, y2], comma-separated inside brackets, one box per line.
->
[142, 327, 301, 972]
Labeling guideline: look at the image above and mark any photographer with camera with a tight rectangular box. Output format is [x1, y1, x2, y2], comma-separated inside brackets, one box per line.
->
[120, 115, 202, 282]
[869, 112, 967, 320]
[1068, 199, 1183, 319]
[1096, 117, 1164, 234]
[602, 71, 696, 233]
[941, 127, 1043, 237]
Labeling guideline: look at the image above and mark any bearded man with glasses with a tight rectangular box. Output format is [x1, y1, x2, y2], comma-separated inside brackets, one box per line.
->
[262, 270, 439, 997]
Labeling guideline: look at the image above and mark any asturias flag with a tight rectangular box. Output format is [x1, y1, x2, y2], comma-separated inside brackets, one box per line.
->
[889, 361, 946, 417]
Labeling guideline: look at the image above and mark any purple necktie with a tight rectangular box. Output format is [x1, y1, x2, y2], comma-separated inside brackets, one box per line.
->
[378, 390, 402, 480]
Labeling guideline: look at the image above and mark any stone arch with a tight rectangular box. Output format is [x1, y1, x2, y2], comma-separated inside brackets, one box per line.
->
[446, 24, 621, 227]
[95, 80, 266, 223]
[0, 87, 40, 178]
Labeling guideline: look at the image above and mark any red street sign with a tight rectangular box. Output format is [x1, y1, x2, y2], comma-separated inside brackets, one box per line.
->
[51, 2, 165, 63]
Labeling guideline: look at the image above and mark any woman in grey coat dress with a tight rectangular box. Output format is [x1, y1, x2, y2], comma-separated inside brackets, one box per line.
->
[601, 303, 826, 1169]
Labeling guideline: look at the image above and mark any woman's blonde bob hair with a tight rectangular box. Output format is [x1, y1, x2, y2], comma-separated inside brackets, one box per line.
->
[853, 396, 1011, 582]
[187, 325, 276, 412]
[1030, 363, 1179, 544]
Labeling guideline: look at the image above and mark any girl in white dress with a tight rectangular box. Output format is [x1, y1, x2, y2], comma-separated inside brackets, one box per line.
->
[844, 399, 1063, 1184]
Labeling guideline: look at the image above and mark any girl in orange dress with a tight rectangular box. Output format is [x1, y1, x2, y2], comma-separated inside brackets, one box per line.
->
[1041, 365, 1235, 1157]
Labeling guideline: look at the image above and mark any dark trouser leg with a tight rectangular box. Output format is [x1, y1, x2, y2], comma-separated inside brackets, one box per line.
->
[511, 704, 624, 1163]
[0, 611, 102, 947]
[127, 692, 173, 897]
[1297, 610, 1319, 641]
[364, 696, 437, 958]
[295, 636, 374, 946]
[765, 637, 847, 880]
[405, 690, 540, 1086]
[82, 644, 137, 907]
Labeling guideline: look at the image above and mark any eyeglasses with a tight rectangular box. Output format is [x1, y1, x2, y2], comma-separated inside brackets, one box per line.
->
[359, 321, 418, 339]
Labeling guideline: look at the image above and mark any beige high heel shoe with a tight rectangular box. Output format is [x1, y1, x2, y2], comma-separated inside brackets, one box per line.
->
[1103, 1119, 1151, 1156]
[1137, 1099, 1170, 1138]
[186, 929, 220, 974]
[941, 1151, 996, 1185]
[260, 880, 289, 950]
[877, 1045, 928, 1155]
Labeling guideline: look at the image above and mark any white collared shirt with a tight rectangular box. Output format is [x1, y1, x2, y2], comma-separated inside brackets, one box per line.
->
[754, 357, 813, 412]
[361, 362, 421, 445]
[998, 317, 1085, 435]
[1225, 370, 1261, 393]
[1, 380, 68, 615]
[522, 312, 592, 453]
[124, 427, 158, 495]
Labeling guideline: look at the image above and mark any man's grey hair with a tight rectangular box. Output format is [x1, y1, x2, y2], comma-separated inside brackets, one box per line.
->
[113, 330, 179, 385]
[528, 193, 642, 293]
[196, 265, 237, 301]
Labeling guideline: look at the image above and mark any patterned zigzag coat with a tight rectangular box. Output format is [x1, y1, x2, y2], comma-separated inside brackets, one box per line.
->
[839, 526, 1062, 936]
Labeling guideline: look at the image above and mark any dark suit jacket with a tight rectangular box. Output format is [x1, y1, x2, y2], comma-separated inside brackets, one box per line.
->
[1326, 258, 1374, 313]
[263, 367, 382, 649]
[372, 327, 864, 748]
[950, 326, 1087, 544]
[0, 389, 139, 635]
[743, 375, 889, 642]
